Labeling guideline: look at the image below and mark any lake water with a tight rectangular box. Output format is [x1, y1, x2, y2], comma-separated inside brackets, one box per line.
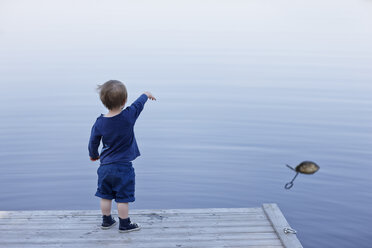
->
[1, 1, 372, 247]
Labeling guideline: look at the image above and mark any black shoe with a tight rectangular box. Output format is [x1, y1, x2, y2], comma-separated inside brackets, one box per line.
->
[101, 215, 117, 229]
[119, 217, 141, 233]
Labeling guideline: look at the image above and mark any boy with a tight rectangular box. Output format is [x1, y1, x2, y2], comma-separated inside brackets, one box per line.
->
[88, 80, 156, 232]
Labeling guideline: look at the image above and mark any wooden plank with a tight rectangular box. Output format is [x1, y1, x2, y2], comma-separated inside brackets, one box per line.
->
[0, 239, 283, 247]
[263, 204, 303, 248]
[0, 241, 283, 248]
[1, 233, 281, 242]
[0, 220, 272, 229]
[0, 208, 263, 216]
[1, 226, 278, 237]
[0, 210, 267, 219]
[0, 213, 268, 222]
[0, 244, 283, 248]
[0, 226, 276, 236]
[0, 212, 268, 220]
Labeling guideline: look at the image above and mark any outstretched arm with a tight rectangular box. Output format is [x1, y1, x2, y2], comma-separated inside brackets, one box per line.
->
[127, 92, 156, 121]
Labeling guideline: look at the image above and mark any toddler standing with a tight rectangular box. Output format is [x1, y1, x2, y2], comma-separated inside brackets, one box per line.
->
[88, 80, 156, 232]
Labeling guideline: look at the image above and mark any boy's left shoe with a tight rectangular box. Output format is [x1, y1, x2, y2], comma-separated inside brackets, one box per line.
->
[101, 215, 117, 229]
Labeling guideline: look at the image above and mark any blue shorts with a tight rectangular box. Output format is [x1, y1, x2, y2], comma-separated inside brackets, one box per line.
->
[95, 162, 135, 203]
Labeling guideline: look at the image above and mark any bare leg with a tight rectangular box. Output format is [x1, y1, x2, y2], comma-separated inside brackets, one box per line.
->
[100, 199, 112, 216]
[117, 202, 129, 219]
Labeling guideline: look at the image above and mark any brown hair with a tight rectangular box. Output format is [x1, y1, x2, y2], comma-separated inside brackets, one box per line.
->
[97, 80, 127, 110]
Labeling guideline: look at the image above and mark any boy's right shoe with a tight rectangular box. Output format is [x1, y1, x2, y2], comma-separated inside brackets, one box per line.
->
[101, 215, 117, 229]
[119, 217, 141, 233]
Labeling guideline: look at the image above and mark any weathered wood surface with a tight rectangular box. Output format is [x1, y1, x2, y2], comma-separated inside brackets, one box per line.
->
[263, 204, 303, 248]
[0, 204, 302, 248]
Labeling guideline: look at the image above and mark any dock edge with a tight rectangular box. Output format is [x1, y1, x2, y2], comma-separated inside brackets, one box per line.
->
[262, 203, 303, 248]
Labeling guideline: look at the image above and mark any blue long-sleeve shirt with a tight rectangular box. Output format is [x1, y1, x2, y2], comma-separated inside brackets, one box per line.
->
[88, 94, 148, 165]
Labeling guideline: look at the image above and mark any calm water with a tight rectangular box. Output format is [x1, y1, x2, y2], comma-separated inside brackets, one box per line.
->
[1, 1, 372, 247]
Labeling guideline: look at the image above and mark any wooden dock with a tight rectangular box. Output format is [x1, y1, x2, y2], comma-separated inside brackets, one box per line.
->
[0, 203, 302, 248]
